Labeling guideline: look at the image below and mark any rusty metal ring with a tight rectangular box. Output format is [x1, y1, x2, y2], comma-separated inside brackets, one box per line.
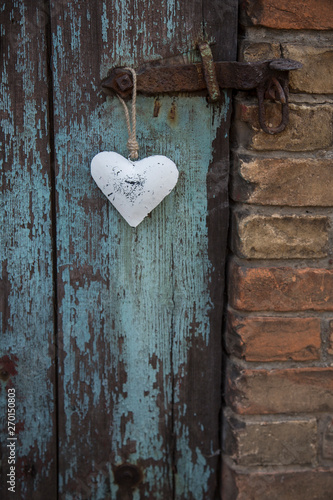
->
[257, 79, 289, 134]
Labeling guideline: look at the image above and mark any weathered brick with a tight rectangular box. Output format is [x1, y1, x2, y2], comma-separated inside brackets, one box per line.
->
[222, 461, 333, 500]
[231, 155, 333, 207]
[229, 261, 333, 312]
[236, 101, 333, 151]
[232, 213, 329, 259]
[240, 0, 333, 30]
[239, 41, 281, 62]
[224, 412, 317, 466]
[225, 362, 333, 414]
[328, 320, 333, 355]
[283, 45, 333, 94]
[226, 312, 321, 362]
[239, 42, 333, 93]
[321, 416, 333, 460]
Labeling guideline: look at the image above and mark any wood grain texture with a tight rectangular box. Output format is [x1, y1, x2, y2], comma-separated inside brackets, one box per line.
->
[0, 2, 57, 498]
[50, 1, 236, 498]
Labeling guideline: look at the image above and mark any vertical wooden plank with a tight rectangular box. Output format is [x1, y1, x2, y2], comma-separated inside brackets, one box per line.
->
[164, 96, 230, 499]
[52, 0, 237, 498]
[203, 0, 239, 61]
[0, 2, 57, 498]
[170, 2, 238, 497]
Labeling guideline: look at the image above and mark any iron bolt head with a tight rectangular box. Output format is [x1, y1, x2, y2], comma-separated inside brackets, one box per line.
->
[115, 73, 133, 92]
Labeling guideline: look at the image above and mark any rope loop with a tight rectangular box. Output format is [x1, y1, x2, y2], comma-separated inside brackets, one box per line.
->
[115, 67, 139, 160]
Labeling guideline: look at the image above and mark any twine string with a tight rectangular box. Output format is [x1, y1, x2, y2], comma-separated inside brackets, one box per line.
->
[116, 68, 139, 160]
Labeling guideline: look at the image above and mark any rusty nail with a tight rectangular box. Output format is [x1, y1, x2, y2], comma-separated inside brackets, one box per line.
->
[24, 464, 36, 477]
[114, 464, 142, 488]
[0, 370, 10, 381]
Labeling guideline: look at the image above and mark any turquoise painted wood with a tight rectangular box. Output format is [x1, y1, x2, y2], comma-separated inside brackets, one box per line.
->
[56, 95, 229, 498]
[1, 0, 237, 498]
[52, 1, 236, 497]
[0, 2, 57, 499]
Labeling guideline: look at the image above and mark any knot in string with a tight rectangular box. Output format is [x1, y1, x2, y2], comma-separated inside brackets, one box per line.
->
[126, 138, 139, 159]
[116, 67, 139, 160]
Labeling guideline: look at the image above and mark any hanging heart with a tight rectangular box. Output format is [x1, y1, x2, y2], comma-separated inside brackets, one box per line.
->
[91, 151, 179, 227]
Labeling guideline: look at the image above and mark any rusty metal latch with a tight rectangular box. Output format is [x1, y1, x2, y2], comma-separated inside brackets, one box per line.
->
[102, 43, 302, 134]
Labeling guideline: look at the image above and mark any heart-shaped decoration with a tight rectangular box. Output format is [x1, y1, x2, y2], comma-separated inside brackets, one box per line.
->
[91, 152, 179, 227]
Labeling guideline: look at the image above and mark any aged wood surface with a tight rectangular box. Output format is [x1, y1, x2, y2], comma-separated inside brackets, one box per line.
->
[0, 2, 57, 499]
[0, 0, 236, 498]
[51, 0, 237, 498]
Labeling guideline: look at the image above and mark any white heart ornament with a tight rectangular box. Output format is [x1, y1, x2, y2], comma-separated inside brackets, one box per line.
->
[91, 152, 179, 227]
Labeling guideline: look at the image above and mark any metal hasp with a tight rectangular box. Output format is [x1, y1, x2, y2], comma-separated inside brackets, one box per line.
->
[102, 52, 302, 134]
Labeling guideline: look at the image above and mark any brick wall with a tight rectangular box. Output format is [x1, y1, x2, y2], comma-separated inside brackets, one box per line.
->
[222, 1, 333, 498]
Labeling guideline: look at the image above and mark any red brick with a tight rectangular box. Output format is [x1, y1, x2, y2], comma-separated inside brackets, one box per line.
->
[226, 312, 321, 361]
[240, 0, 333, 30]
[222, 460, 333, 500]
[225, 362, 333, 415]
[229, 261, 333, 312]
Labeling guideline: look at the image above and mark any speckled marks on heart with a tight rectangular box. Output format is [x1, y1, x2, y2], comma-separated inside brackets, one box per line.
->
[108, 170, 146, 204]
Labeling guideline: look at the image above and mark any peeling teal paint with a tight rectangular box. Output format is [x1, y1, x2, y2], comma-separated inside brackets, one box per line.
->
[55, 93, 227, 497]
[101, 2, 109, 43]
[69, 5, 82, 54]
[46, 1, 232, 497]
[2, 1, 232, 498]
[1, 3, 56, 496]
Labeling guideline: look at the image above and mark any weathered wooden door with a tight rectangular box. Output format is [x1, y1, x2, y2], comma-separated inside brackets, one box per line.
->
[1, 1, 237, 498]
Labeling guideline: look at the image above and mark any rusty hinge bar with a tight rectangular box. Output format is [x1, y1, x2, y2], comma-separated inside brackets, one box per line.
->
[102, 47, 302, 134]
